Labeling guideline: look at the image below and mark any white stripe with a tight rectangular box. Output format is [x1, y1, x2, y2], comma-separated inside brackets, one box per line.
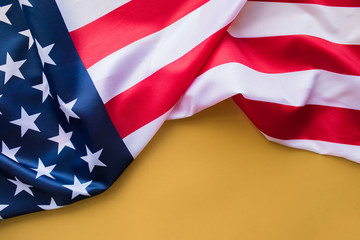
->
[228, 1, 360, 45]
[263, 133, 360, 163]
[55, 0, 131, 31]
[123, 110, 172, 158]
[88, 0, 246, 104]
[169, 63, 360, 119]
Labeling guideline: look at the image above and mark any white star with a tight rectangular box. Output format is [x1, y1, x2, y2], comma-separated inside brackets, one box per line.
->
[33, 73, 52, 102]
[31, 158, 56, 179]
[48, 125, 75, 154]
[0, 4, 12, 25]
[1, 141, 20, 163]
[0, 204, 8, 220]
[18, 0, 33, 9]
[57, 96, 79, 122]
[38, 198, 63, 210]
[18, 29, 34, 49]
[35, 40, 55, 66]
[0, 205, 8, 211]
[10, 107, 40, 137]
[63, 176, 92, 199]
[81, 146, 106, 172]
[8, 177, 33, 196]
[0, 53, 26, 84]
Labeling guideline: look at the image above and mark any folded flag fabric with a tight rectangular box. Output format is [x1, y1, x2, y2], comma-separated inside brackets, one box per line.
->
[0, 0, 359, 219]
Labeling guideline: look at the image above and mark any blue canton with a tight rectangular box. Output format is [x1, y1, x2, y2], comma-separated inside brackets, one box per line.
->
[0, 0, 133, 219]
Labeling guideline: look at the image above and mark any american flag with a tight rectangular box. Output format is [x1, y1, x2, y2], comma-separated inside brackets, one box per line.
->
[0, 0, 359, 219]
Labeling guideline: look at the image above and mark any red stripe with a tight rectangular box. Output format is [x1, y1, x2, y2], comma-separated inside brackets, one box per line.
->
[105, 28, 228, 138]
[233, 94, 360, 145]
[199, 33, 360, 76]
[248, 0, 360, 7]
[70, 0, 209, 68]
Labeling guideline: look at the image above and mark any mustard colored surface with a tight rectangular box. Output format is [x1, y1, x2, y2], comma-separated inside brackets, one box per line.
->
[2, 99, 360, 239]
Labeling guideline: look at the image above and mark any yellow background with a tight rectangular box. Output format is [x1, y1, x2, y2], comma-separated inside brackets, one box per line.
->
[2, 99, 360, 239]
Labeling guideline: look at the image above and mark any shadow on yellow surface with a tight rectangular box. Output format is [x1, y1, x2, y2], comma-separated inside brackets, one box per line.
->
[1, 99, 360, 239]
